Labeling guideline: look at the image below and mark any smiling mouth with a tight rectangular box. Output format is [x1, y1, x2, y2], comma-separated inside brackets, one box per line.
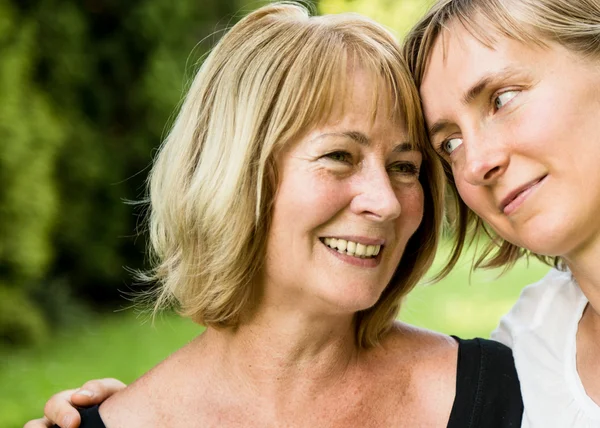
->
[501, 175, 547, 215]
[320, 238, 382, 259]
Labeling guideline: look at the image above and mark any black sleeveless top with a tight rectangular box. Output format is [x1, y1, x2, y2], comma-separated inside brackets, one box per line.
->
[65, 337, 523, 427]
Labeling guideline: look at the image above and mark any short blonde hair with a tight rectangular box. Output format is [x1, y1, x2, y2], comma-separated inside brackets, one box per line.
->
[143, 1, 445, 348]
[403, 0, 600, 272]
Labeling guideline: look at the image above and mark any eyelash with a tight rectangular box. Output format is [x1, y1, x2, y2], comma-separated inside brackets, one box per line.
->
[435, 138, 459, 158]
[492, 89, 520, 112]
[324, 151, 352, 163]
[389, 162, 420, 176]
[324, 151, 419, 176]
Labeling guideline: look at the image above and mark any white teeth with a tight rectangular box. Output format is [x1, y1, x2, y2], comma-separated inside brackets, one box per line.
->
[321, 238, 382, 259]
[347, 241, 356, 254]
[355, 243, 366, 257]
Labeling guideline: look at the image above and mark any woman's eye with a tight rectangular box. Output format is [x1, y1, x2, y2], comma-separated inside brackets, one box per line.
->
[494, 90, 519, 110]
[442, 137, 463, 155]
[325, 151, 352, 163]
[389, 162, 420, 176]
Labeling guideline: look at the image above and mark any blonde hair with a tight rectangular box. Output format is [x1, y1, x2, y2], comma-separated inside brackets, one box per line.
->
[403, 0, 600, 272]
[143, 1, 445, 348]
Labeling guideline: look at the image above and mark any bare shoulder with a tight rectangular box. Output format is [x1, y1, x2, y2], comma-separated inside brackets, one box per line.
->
[98, 337, 208, 427]
[379, 321, 458, 365]
[369, 322, 459, 423]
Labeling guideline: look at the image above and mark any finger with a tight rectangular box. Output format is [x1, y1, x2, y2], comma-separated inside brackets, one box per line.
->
[70, 378, 126, 406]
[43, 389, 81, 428]
[23, 416, 52, 428]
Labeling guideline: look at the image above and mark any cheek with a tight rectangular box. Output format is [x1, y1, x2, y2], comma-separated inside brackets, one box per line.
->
[274, 172, 350, 228]
[510, 83, 587, 157]
[303, 178, 350, 219]
[453, 173, 471, 204]
[510, 101, 555, 152]
[397, 184, 425, 233]
[452, 164, 488, 214]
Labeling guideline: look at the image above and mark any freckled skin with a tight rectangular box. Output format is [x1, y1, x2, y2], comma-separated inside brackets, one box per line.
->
[97, 322, 457, 428]
[262, 68, 424, 315]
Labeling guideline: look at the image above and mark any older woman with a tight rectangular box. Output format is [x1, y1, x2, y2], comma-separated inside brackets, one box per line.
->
[24, 2, 522, 428]
[403, 0, 600, 426]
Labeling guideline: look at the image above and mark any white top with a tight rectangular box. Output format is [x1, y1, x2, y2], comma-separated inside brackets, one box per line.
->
[492, 268, 600, 427]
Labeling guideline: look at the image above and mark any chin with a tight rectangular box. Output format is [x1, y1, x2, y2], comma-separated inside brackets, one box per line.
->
[323, 286, 384, 314]
[508, 220, 580, 258]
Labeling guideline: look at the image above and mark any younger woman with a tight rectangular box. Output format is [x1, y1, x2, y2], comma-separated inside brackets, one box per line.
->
[404, 0, 600, 426]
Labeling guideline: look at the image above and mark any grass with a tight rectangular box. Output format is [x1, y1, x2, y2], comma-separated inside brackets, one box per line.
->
[0, 313, 202, 428]
[1, 246, 551, 427]
[401, 247, 550, 338]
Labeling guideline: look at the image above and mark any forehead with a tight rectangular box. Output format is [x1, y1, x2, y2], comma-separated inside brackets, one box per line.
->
[419, 22, 546, 121]
[282, 77, 414, 160]
[344, 67, 404, 115]
[324, 68, 409, 137]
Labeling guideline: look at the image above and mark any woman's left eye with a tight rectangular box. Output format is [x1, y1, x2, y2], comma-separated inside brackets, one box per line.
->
[389, 162, 419, 176]
[324, 151, 352, 163]
[493, 90, 519, 110]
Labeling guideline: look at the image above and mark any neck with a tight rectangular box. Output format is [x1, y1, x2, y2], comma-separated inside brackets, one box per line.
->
[568, 236, 600, 407]
[564, 232, 600, 320]
[198, 305, 360, 397]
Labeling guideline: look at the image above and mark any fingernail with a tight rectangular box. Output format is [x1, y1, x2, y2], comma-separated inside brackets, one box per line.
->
[75, 388, 94, 397]
[62, 415, 72, 428]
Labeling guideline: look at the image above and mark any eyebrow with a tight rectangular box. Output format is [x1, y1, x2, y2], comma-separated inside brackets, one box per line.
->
[428, 120, 454, 141]
[462, 67, 517, 105]
[428, 67, 523, 139]
[392, 142, 416, 153]
[317, 131, 416, 152]
[461, 76, 492, 105]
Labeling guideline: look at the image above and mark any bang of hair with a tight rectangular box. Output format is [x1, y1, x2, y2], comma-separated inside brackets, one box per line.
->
[268, 29, 422, 157]
[436, 0, 547, 53]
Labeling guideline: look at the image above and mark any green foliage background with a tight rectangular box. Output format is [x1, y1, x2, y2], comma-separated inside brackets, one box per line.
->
[0, 0, 287, 346]
[320, 0, 434, 39]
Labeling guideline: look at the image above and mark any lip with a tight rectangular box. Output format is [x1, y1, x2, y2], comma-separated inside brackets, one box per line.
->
[500, 175, 547, 215]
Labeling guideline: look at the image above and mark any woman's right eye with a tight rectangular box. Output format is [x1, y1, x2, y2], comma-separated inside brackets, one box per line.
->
[441, 138, 463, 155]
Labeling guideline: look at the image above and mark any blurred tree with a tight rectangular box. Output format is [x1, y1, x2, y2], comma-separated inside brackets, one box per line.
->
[1, 0, 321, 346]
[0, 0, 62, 344]
[32, 0, 254, 305]
[320, 0, 433, 40]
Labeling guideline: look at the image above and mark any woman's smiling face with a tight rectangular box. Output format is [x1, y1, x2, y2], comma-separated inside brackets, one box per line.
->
[262, 68, 424, 314]
[420, 21, 600, 259]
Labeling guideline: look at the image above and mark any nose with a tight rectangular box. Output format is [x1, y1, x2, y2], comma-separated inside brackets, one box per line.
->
[350, 168, 402, 222]
[461, 134, 509, 186]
